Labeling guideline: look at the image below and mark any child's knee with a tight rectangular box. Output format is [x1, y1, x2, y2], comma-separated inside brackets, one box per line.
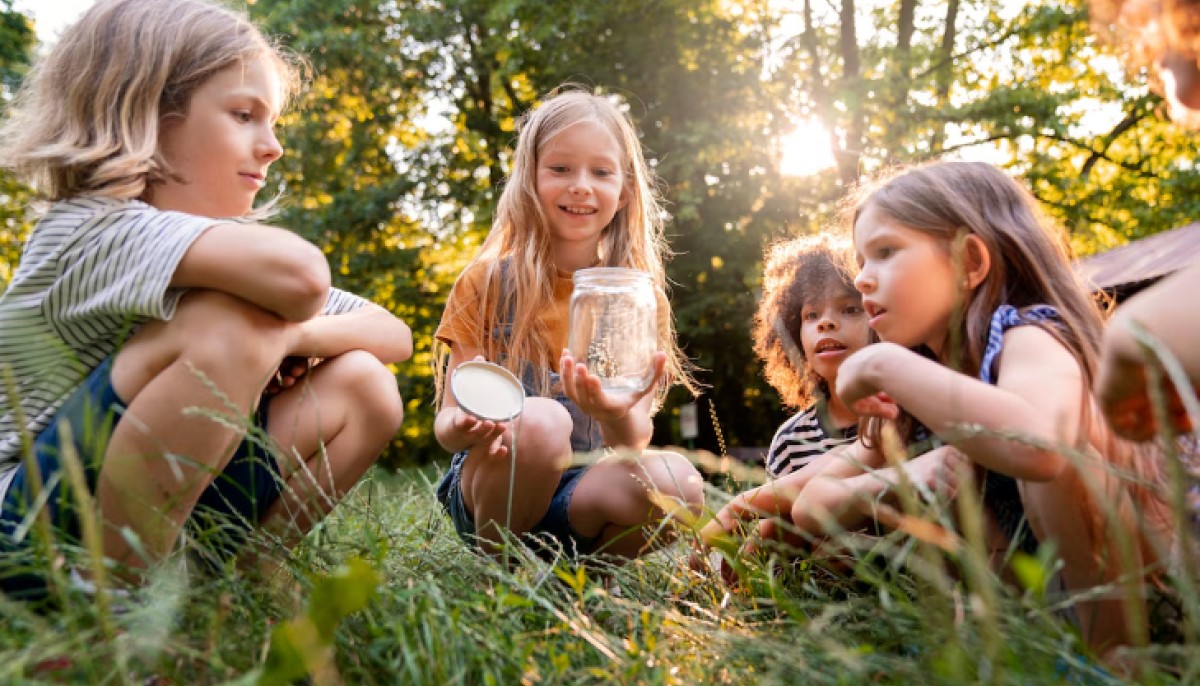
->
[508, 398, 572, 467]
[329, 350, 404, 433]
[639, 451, 705, 513]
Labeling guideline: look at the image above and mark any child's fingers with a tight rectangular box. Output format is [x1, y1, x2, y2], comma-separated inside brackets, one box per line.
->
[850, 394, 899, 419]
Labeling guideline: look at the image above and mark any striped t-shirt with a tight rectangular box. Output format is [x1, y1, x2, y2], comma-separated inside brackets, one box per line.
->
[766, 398, 859, 477]
[0, 197, 368, 495]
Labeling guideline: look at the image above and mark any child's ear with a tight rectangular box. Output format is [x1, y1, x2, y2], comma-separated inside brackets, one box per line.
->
[962, 234, 991, 289]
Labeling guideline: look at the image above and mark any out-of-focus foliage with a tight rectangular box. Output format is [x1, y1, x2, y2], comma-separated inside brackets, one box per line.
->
[0, 0, 35, 290]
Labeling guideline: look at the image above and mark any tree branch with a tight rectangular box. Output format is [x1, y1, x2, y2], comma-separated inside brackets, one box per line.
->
[1080, 96, 1155, 179]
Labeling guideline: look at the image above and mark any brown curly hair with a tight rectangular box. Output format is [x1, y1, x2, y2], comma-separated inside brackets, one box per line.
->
[752, 232, 860, 411]
[1091, 0, 1200, 70]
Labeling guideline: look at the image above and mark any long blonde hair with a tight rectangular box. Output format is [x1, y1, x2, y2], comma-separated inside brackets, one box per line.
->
[0, 0, 302, 203]
[435, 87, 698, 405]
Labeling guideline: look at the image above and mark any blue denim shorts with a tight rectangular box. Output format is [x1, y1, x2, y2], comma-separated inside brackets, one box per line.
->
[0, 356, 283, 599]
[436, 451, 601, 557]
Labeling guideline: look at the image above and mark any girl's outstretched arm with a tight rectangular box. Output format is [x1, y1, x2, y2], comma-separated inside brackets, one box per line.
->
[790, 445, 966, 535]
[836, 330, 1084, 482]
[1098, 260, 1200, 441]
[559, 350, 666, 450]
[699, 450, 842, 546]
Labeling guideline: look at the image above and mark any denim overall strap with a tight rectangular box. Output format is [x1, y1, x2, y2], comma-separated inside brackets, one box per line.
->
[979, 304, 1060, 385]
[496, 259, 604, 453]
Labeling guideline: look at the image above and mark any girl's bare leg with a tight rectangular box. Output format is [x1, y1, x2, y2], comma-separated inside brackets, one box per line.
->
[459, 397, 573, 551]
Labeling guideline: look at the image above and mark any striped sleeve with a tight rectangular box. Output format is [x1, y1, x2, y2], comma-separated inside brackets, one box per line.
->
[322, 288, 371, 315]
[44, 206, 217, 337]
[766, 404, 858, 478]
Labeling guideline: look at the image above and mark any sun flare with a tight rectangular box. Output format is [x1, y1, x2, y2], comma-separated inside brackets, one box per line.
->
[779, 119, 838, 177]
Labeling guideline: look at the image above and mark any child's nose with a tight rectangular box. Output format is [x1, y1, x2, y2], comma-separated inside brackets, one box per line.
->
[854, 270, 874, 294]
[818, 316, 838, 332]
[568, 173, 592, 194]
[258, 130, 283, 162]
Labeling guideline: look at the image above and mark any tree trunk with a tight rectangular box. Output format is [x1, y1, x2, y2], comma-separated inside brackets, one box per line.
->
[930, 0, 960, 152]
[835, 0, 863, 185]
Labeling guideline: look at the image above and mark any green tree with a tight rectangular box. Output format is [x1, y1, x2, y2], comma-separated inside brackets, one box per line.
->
[0, 0, 36, 290]
[239, 0, 1200, 463]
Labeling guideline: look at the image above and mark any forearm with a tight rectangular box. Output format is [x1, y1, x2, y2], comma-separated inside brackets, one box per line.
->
[792, 468, 901, 534]
[863, 347, 1067, 481]
[1107, 262, 1200, 383]
[598, 407, 654, 450]
[292, 305, 412, 363]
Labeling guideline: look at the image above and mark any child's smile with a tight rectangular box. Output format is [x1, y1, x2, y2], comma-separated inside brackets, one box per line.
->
[536, 120, 627, 267]
[799, 293, 869, 384]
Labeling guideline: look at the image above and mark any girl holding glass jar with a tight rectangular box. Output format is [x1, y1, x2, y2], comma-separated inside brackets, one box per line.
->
[432, 87, 704, 560]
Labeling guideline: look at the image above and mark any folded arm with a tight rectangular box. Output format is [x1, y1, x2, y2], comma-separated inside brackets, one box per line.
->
[291, 303, 412, 364]
[844, 332, 1084, 482]
[172, 223, 332, 322]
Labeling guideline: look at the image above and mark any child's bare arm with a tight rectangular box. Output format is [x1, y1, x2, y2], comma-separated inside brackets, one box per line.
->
[559, 349, 666, 450]
[1098, 261, 1200, 440]
[172, 223, 331, 322]
[699, 450, 842, 545]
[791, 445, 965, 534]
[291, 304, 412, 363]
[837, 333, 1083, 481]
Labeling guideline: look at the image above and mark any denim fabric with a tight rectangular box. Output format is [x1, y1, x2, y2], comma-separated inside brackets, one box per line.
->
[437, 260, 605, 556]
[0, 356, 281, 599]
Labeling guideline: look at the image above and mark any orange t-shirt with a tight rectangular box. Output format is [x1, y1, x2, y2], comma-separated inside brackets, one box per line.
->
[436, 259, 671, 374]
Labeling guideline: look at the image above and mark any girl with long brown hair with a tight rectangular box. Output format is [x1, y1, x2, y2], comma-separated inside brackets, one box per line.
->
[789, 161, 1172, 655]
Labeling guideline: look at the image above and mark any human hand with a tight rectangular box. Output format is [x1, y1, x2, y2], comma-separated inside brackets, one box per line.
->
[266, 356, 317, 396]
[900, 446, 967, 501]
[448, 355, 511, 455]
[559, 349, 667, 423]
[449, 407, 509, 457]
[836, 344, 902, 419]
[1098, 325, 1194, 442]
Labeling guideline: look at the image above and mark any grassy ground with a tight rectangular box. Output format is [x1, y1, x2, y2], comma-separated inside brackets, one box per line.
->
[1, 457, 1196, 686]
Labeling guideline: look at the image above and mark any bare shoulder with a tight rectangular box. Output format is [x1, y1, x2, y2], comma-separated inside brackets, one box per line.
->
[998, 324, 1084, 381]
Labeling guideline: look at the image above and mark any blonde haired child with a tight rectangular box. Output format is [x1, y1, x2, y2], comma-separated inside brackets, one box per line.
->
[0, 0, 411, 597]
[698, 234, 870, 555]
[790, 162, 1171, 654]
[433, 88, 704, 559]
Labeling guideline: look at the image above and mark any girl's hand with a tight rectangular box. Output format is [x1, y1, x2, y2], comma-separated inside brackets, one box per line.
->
[836, 344, 902, 419]
[901, 446, 967, 500]
[447, 355, 510, 456]
[266, 356, 317, 395]
[559, 349, 667, 423]
[450, 408, 509, 457]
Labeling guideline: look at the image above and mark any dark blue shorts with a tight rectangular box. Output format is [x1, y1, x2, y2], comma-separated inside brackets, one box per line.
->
[0, 356, 283, 599]
[436, 451, 601, 558]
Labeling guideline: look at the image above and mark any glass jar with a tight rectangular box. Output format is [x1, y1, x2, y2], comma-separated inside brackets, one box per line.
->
[567, 267, 658, 393]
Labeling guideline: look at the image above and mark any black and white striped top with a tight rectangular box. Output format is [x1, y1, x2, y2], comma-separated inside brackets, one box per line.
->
[0, 197, 368, 492]
[766, 398, 859, 477]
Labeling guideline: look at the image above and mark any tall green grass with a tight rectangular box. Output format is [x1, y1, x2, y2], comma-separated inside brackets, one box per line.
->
[0, 331, 1198, 684]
